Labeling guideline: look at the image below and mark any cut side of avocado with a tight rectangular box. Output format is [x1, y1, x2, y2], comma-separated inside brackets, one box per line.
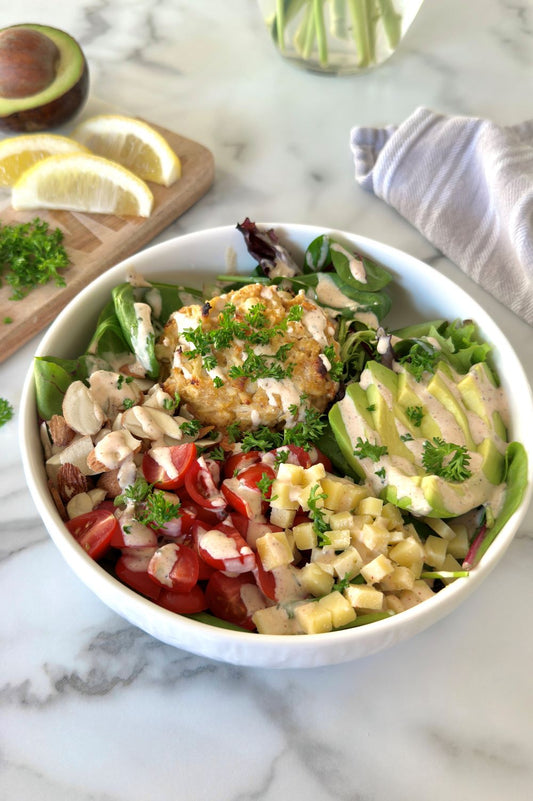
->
[427, 366, 476, 451]
[478, 437, 506, 485]
[0, 24, 89, 132]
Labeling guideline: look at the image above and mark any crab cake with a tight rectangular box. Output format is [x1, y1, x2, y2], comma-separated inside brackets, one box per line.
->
[157, 283, 340, 431]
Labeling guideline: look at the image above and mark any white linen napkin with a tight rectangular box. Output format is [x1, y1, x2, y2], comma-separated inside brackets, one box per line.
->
[350, 107, 533, 325]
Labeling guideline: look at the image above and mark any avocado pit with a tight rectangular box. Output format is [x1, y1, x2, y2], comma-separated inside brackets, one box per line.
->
[0, 23, 89, 132]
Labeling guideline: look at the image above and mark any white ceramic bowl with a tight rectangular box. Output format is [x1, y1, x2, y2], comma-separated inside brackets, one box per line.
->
[19, 224, 533, 668]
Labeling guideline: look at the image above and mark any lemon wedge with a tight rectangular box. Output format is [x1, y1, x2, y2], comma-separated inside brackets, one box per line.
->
[72, 114, 181, 187]
[11, 153, 154, 217]
[0, 133, 89, 188]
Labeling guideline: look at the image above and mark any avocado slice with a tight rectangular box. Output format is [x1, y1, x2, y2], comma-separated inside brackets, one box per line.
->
[0, 24, 89, 132]
[329, 383, 377, 481]
[396, 371, 441, 440]
[427, 365, 476, 450]
[366, 383, 415, 461]
[457, 362, 508, 440]
[478, 437, 506, 485]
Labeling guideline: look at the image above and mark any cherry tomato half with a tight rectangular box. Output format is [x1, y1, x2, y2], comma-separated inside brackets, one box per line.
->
[223, 451, 261, 479]
[193, 522, 256, 574]
[205, 572, 258, 630]
[157, 584, 208, 615]
[66, 509, 120, 561]
[115, 550, 161, 602]
[142, 443, 197, 490]
[147, 543, 199, 593]
[185, 458, 227, 511]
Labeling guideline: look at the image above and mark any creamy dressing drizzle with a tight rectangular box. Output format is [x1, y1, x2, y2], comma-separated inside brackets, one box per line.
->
[257, 377, 301, 414]
[330, 243, 367, 283]
[301, 306, 330, 348]
[94, 430, 140, 470]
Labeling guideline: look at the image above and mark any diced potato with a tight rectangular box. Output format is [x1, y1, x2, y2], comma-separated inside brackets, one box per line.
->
[318, 591, 356, 627]
[303, 462, 327, 484]
[294, 601, 333, 634]
[328, 510, 354, 530]
[299, 562, 335, 596]
[320, 475, 368, 512]
[256, 531, 294, 570]
[424, 534, 448, 569]
[356, 496, 384, 518]
[292, 521, 317, 550]
[379, 565, 415, 592]
[344, 583, 384, 611]
[252, 605, 298, 635]
[447, 525, 470, 560]
[389, 536, 425, 567]
[269, 480, 300, 510]
[381, 502, 404, 528]
[269, 507, 296, 528]
[361, 554, 394, 584]
[325, 528, 351, 550]
[331, 546, 363, 579]
[276, 462, 305, 484]
[359, 521, 389, 553]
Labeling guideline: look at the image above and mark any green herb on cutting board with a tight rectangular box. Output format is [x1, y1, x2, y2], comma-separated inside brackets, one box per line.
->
[0, 218, 70, 300]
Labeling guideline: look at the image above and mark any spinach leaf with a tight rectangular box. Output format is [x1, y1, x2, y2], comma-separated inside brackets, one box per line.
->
[112, 283, 159, 379]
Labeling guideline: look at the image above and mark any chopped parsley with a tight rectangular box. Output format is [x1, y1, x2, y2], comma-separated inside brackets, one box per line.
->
[0, 397, 14, 426]
[213, 376, 224, 388]
[353, 437, 388, 462]
[208, 445, 226, 461]
[114, 476, 181, 529]
[180, 418, 202, 437]
[323, 344, 343, 380]
[307, 483, 331, 547]
[256, 472, 276, 501]
[374, 467, 386, 479]
[287, 304, 304, 322]
[163, 392, 180, 411]
[228, 345, 294, 381]
[0, 218, 70, 300]
[400, 432, 414, 442]
[422, 437, 472, 482]
[399, 343, 439, 381]
[366, 404, 376, 412]
[406, 405, 424, 427]
[123, 398, 135, 409]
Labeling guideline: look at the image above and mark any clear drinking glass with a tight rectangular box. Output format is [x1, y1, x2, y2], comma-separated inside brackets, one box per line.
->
[258, 0, 425, 75]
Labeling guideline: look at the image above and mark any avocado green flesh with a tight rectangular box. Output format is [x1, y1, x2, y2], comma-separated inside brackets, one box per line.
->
[329, 359, 509, 518]
[0, 24, 89, 131]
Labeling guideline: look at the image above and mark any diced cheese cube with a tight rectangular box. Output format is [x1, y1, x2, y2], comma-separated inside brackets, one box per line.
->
[320, 475, 368, 512]
[381, 503, 404, 528]
[356, 496, 384, 518]
[299, 562, 335, 596]
[378, 565, 415, 591]
[292, 521, 317, 550]
[318, 591, 356, 627]
[325, 528, 351, 550]
[256, 531, 294, 570]
[297, 482, 324, 512]
[294, 601, 333, 634]
[409, 559, 424, 580]
[328, 510, 354, 530]
[303, 463, 327, 484]
[399, 579, 435, 609]
[421, 516, 457, 541]
[269, 479, 300, 510]
[276, 462, 305, 484]
[331, 546, 363, 579]
[447, 525, 469, 559]
[360, 554, 394, 584]
[389, 536, 425, 567]
[344, 584, 384, 611]
[440, 553, 464, 584]
[252, 605, 297, 635]
[269, 507, 296, 528]
[359, 521, 390, 553]
[424, 534, 448, 569]
[384, 594, 404, 613]
[387, 528, 407, 545]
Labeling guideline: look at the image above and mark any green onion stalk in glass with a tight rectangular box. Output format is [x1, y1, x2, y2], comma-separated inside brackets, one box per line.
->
[259, 0, 422, 73]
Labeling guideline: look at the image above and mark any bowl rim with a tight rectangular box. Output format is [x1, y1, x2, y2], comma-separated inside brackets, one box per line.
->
[18, 223, 533, 667]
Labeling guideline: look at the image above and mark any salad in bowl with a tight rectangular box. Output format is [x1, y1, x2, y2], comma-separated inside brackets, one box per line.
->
[20, 221, 531, 667]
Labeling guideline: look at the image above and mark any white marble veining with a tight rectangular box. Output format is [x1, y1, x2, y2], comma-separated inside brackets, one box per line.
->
[1, 1, 532, 799]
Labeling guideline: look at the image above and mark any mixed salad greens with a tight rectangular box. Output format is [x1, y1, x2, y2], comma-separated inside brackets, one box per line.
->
[35, 220, 528, 635]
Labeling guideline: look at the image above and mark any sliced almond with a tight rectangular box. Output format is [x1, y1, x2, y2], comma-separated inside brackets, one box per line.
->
[87, 429, 142, 472]
[62, 380, 106, 436]
[49, 414, 76, 447]
[57, 462, 89, 502]
[46, 435, 100, 482]
[66, 492, 95, 519]
[121, 405, 186, 442]
[88, 370, 143, 419]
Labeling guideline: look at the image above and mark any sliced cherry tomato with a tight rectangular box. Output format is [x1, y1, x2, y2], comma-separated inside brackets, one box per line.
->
[193, 522, 256, 574]
[253, 555, 277, 601]
[221, 463, 275, 519]
[157, 584, 208, 615]
[185, 458, 227, 511]
[147, 543, 199, 593]
[223, 451, 261, 479]
[177, 490, 228, 526]
[110, 518, 158, 549]
[205, 572, 258, 630]
[142, 443, 197, 490]
[115, 550, 161, 602]
[66, 509, 120, 561]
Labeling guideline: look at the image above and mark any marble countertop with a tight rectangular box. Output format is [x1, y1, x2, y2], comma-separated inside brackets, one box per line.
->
[1, 1, 532, 799]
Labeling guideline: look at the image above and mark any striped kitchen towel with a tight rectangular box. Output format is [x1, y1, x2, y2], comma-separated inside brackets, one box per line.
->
[350, 107, 533, 325]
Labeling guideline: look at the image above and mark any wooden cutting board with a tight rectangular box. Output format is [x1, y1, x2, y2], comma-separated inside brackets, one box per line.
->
[0, 121, 214, 362]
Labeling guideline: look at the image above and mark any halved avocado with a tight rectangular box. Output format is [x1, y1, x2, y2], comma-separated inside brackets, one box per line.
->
[0, 24, 89, 132]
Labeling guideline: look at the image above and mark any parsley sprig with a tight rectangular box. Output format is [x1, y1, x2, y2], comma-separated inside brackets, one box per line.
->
[399, 342, 439, 381]
[406, 405, 424, 427]
[422, 437, 472, 482]
[307, 484, 331, 547]
[0, 397, 14, 426]
[237, 407, 327, 453]
[353, 437, 388, 462]
[115, 476, 181, 529]
[0, 218, 70, 300]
